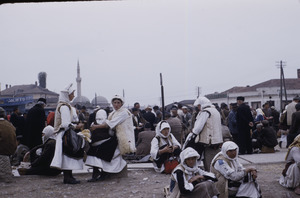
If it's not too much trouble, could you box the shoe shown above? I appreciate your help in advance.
[64,178,80,184]
[87,172,107,182]
[17,168,28,175]
[87,175,106,182]
[294,186,300,195]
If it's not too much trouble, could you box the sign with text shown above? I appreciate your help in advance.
[0,96,33,106]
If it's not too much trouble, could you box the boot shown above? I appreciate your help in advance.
[87,167,101,182]
[63,170,80,184]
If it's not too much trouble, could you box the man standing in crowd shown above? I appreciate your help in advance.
[183,96,223,171]
[287,96,300,129]
[24,98,47,149]
[143,106,156,130]
[0,107,17,183]
[181,106,192,133]
[132,107,144,142]
[287,103,300,146]
[236,96,254,154]
[10,107,26,138]
[166,109,183,145]
[228,103,239,144]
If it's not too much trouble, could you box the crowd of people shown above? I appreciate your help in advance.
[1,84,300,197]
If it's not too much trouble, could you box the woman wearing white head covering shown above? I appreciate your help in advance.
[85,108,124,182]
[279,134,300,195]
[170,147,219,198]
[210,141,257,198]
[23,126,61,176]
[50,84,85,184]
[150,120,181,173]
[183,96,223,171]
[88,95,134,180]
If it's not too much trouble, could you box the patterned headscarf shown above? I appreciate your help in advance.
[285,134,300,160]
[211,141,242,170]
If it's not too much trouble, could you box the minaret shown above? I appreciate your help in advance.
[76,60,82,99]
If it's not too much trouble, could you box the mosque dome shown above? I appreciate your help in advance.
[72,96,91,106]
[91,96,110,108]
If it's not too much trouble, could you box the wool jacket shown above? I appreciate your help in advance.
[194,107,223,145]
[0,119,17,155]
[106,107,136,155]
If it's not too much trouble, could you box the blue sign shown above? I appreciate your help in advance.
[0,96,33,106]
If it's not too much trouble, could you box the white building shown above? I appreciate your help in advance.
[206,69,300,111]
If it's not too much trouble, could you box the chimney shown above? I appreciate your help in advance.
[298,69,300,79]
[38,72,47,88]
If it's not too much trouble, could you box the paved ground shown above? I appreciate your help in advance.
[1,144,299,198]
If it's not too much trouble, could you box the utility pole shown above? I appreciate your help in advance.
[160,73,165,120]
[95,93,97,106]
[277,61,287,112]
[196,86,201,98]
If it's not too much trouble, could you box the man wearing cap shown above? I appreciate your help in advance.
[167,106,183,145]
[236,96,254,154]
[24,98,47,149]
[0,107,17,183]
[143,105,156,130]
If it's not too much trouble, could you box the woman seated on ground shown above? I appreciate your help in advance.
[210,141,259,198]
[150,120,181,173]
[280,134,300,195]
[19,126,61,176]
[170,147,219,198]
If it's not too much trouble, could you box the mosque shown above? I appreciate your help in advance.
[72,61,110,109]
[0,61,110,113]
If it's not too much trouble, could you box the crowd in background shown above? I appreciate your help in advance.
[1,92,300,197]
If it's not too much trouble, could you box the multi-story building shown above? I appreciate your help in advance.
[206,69,300,111]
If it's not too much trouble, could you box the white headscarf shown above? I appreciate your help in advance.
[111,95,124,105]
[220,141,239,160]
[193,97,212,109]
[211,141,242,170]
[155,120,171,139]
[58,83,75,103]
[179,147,200,175]
[95,109,108,124]
[42,126,55,144]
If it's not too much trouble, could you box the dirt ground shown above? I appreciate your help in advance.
[0,162,299,198]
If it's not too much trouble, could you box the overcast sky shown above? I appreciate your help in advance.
[0,0,300,107]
